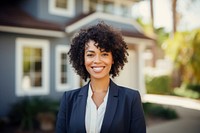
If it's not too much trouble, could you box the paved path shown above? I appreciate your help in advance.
[143,94,200,133]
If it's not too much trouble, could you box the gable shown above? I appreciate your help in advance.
[65,12,152,40]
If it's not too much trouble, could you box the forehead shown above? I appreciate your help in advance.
[85,40,101,50]
[85,40,96,47]
[85,40,108,52]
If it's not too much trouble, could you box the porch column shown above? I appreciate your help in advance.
[136,44,146,96]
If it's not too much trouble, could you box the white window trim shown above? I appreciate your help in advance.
[15,38,50,96]
[49,0,75,17]
[55,45,80,92]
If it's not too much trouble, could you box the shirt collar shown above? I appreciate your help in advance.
[88,83,109,103]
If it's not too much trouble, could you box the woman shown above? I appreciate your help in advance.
[56,22,146,133]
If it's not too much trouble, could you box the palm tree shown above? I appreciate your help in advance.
[172,0,177,35]
[150,0,154,32]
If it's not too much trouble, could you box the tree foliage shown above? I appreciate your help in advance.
[162,29,200,85]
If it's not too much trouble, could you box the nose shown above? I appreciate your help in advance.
[94,55,101,63]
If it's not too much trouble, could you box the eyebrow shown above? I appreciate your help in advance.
[85,50,95,53]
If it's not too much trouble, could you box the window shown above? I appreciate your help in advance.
[15,38,49,96]
[103,1,114,14]
[55,45,80,91]
[86,0,133,17]
[49,0,75,17]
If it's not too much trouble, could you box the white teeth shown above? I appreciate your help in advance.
[92,67,104,72]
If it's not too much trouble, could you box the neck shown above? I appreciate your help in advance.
[90,77,110,93]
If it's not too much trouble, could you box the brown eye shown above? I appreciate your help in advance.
[102,53,108,56]
[86,54,94,57]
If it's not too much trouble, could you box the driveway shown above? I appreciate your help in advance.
[143,94,200,133]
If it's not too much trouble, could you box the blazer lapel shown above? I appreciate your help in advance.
[100,80,119,133]
[71,83,89,133]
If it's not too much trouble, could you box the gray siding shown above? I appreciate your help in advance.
[20,0,84,24]
[20,0,39,18]
[0,32,72,116]
[0,33,16,117]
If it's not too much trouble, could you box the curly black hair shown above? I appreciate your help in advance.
[68,22,128,81]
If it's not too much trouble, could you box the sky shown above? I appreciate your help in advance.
[132,0,200,32]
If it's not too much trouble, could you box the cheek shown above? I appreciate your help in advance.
[84,55,88,65]
[109,57,114,65]
[84,58,91,67]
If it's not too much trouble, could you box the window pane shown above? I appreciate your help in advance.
[23,47,31,73]
[23,61,31,73]
[61,77,67,84]
[56,0,67,9]
[22,74,31,89]
[23,47,31,59]
[121,4,129,17]
[33,74,42,87]
[103,1,114,14]
[89,0,98,11]
[60,52,68,84]
[22,47,42,88]
[34,61,42,72]
[61,64,67,72]
[61,53,67,60]
[34,48,42,57]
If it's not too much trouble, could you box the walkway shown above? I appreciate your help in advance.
[143,94,200,133]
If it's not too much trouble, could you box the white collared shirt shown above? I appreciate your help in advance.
[85,84,109,133]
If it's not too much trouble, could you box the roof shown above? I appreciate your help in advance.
[0,6,153,40]
[0,6,64,31]
[65,12,153,40]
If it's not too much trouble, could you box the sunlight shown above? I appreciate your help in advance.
[153,0,172,31]
[143,94,200,111]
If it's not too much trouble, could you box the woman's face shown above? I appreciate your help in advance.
[84,40,113,80]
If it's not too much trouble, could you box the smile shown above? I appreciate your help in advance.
[92,66,105,73]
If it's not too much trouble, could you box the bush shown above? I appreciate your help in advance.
[173,84,200,99]
[143,102,178,120]
[145,75,172,94]
[8,97,59,131]
[186,84,200,93]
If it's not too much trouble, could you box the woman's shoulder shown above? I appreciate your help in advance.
[116,84,141,99]
[62,85,88,100]
[64,87,81,95]
[120,85,139,92]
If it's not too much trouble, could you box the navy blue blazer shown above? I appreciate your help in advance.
[56,80,146,133]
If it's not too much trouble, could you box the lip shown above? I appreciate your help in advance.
[91,66,105,73]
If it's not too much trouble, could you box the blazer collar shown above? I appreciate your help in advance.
[75,79,119,133]
[100,79,119,133]
[73,83,89,133]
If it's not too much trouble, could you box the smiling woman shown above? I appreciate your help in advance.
[56,22,146,133]
[68,22,128,81]
[84,40,113,81]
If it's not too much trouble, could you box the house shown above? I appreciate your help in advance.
[0,0,154,117]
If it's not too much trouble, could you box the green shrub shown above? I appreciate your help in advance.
[173,84,200,99]
[186,84,200,93]
[8,97,59,131]
[145,75,172,94]
[143,102,178,120]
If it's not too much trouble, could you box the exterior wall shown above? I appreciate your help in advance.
[114,49,138,89]
[20,0,39,19]
[0,33,17,117]
[20,0,84,24]
[113,45,146,95]
[0,32,77,116]
[38,0,69,23]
